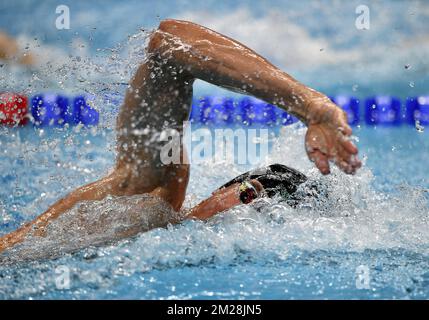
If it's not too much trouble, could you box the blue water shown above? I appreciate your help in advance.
[1,0,428,300]
[0,124,428,299]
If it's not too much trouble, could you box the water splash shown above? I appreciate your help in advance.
[1,194,182,265]
[0,124,428,299]
[2,125,428,264]
[1,28,152,127]
[0,30,428,299]
[415,120,424,133]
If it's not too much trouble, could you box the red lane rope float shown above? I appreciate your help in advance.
[0,92,28,126]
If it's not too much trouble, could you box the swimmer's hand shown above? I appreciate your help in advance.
[304,99,361,175]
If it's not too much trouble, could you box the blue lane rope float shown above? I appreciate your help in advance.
[239,97,277,126]
[330,96,360,126]
[278,109,299,126]
[2,93,429,127]
[31,94,65,126]
[191,96,298,126]
[74,96,99,126]
[62,96,79,125]
[365,96,402,126]
[196,96,236,125]
[406,96,429,125]
[29,94,100,127]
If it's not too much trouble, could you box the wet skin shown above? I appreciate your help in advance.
[0,31,34,65]
[0,19,360,254]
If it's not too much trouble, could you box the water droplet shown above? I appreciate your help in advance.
[409,81,415,88]
[415,120,424,132]
[404,64,411,70]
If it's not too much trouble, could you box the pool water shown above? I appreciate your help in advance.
[0,124,428,299]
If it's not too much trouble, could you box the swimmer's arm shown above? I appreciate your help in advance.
[150,19,361,174]
[0,170,130,252]
[152,20,320,122]
[185,180,264,220]
[185,183,242,220]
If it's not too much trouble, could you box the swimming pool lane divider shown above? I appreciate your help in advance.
[0,93,99,127]
[191,95,429,126]
[0,92,428,127]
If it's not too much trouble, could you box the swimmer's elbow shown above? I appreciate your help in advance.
[158,19,189,33]
[148,18,201,58]
[148,19,176,53]
[148,19,186,53]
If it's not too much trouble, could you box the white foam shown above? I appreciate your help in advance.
[2,125,427,268]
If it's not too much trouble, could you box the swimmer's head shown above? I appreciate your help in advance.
[219,164,316,206]
[238,179,264,204]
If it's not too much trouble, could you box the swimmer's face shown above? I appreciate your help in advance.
[239,179,264,204]
[210,179,265,209]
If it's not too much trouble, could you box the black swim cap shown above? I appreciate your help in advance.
[218,164,308,203]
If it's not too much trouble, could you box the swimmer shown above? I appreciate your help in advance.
[0,31,34,65]
[0,20,360,260]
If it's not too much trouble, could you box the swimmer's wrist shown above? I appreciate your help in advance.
[301,93,338,125]
[275,81,331,125]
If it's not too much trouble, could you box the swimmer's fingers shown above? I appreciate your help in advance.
[335,111,358,152]
[333,153,360,174]
[339,134,358,155]
[305,125,330,174]
[308,142,360,175]
[336,134,362,174]
[308,149,330,175]
[343,147,361,173]
[306,122,361,175]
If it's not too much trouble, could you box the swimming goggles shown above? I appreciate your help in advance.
[239,180,259,204]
